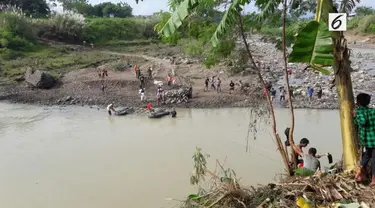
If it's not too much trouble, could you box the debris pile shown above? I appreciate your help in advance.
[179,149,375,208]
[181,170,375,208]
[163,86,192,104]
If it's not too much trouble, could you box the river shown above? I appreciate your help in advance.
[0,103,341,208]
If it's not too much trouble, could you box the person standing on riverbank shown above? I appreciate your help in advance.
[210,76,216,90]
[216,78,221,93]
[354,93,375,185]
[280,89,286,101]
[229,80,235,94]
[317,86,322,99]
[204,77,209,92]
[167,74,172,86]
[270,88,276,102]
[139,88,145,101]
[147,67,153,80]
[308,87,314,99]
[139,75,145,88]
[134,65,139,78]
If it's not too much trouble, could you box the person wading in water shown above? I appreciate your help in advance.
[107,103,115,115]
[354,93,375,185]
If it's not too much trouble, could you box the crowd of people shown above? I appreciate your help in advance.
[133,64,177,104]
[204,76,245,94]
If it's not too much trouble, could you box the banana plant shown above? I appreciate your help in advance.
[288,0,359,170]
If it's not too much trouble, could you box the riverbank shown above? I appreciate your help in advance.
[1,34,375,109]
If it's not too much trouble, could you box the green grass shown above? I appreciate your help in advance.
[0,44,120,83]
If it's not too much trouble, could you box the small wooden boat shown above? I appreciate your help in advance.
[148,110,171,118]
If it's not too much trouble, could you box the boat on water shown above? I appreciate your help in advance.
[148,109,177,119]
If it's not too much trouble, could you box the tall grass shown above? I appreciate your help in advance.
[357,15,375,33]
[0,7,160,47]
[36,11,86,43]
[0,9,36,40]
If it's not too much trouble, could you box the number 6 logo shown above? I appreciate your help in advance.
[329,13,347,31]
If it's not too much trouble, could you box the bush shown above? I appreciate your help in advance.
[0,48,24,60]
[260,27,282,36]
[183,39,204,57]
[367,24,375,33]
[84,17,158,43]
[0,10,36,41]
[348,16,360,30]
[35,11,86,43]
[358,14,375,33]
[0,28,32,50]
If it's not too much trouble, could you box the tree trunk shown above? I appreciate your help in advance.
[333,34,359,171]
[237,12,292,176]
[282,0,297,170]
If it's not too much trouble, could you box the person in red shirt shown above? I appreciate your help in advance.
[287,69,292,75]
[147,103,154,112]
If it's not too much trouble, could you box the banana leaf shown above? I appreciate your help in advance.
[158,0,199,37]
[288,20,334,75]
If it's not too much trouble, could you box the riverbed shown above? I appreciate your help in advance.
[0,103,341,208]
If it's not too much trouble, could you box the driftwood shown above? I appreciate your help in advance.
[179,165,375,208]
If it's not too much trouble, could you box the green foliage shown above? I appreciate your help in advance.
[190,147,209,185]
[88,2,133,17]
[36,12,86,43]
[85,17,158,43]
[294,168,315,176]
[0,11,37,41]
[183,39,204,56]
[355,6,375,16]
[2,0,50,17]
[203,39,236,68]
[357,15,375,33]
[0,48,24,60]
[210,0,248,47]
[0,11,35,52]
[289,21,334,75]
[367,24,375,34]
[0,45,119,80]
[51,0,133,17]
[153,12,181,44]
[347,16,360,29]
[243,12,262,31]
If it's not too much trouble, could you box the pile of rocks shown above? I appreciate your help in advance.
[163,86,192,104]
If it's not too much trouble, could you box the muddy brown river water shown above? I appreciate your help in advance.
[0,103,342,208]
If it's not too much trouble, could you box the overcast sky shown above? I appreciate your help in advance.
[87,0,375,15]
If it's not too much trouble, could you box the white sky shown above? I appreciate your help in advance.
[87,0,375,15]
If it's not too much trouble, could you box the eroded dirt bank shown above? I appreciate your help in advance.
[1,35,374,109]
